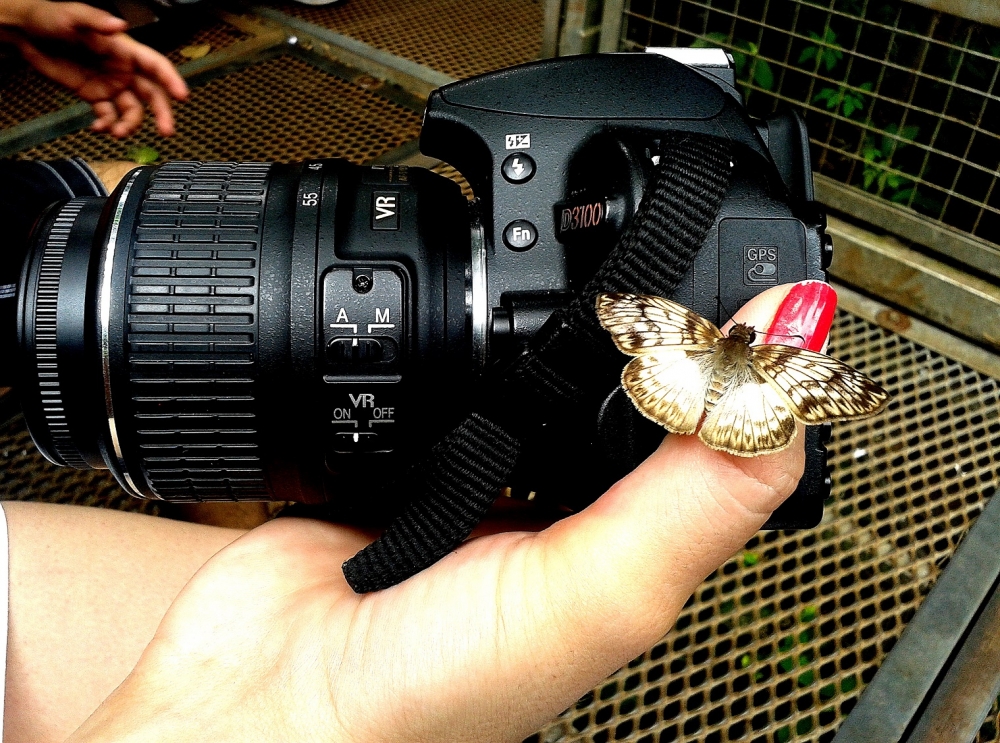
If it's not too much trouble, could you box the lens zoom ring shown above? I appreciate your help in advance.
[34,200,90,468]
[127,162,270,500]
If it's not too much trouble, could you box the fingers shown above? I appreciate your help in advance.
[16,10,187,139]
[88,35,186,137]
[134,75,177,137]
[109,89,143,138]
[101,32,189,101]
[19,0,127,38]
[530,283,816,660]
[90,100,117,133]
[16,37,91,91]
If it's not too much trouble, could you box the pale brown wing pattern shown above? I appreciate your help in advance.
[698,363,797,456]
[596,293,722,356]
[622,349,715,434]
[752,344,890,423]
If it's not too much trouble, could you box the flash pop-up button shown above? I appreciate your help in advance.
[501,153,535,184]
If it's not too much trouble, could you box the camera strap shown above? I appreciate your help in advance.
[343,133,734,593]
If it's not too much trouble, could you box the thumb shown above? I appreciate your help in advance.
[533,281,834,661]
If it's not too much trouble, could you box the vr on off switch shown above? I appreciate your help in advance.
[5,49,831,528]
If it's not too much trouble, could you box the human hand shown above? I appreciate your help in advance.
[66,282,831,743]
[0,0,188,136]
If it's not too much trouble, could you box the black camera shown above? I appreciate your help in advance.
[8,50,831,527]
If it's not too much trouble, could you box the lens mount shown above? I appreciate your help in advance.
[468,214,487,369]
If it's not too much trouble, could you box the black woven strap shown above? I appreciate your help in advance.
[343,133,734,592]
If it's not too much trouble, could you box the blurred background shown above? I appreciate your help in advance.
[2,1,999,740]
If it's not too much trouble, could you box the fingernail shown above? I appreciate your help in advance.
[766,280,837,351]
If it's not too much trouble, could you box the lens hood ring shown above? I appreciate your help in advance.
[98,168,145,497]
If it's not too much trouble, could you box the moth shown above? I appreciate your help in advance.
[596,292,890,457]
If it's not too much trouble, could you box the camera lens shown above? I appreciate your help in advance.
[13,160,474,504]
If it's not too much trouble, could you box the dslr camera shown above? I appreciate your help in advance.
[9,50,831,527]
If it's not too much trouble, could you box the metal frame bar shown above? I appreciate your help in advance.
[251,7,454,95]
[827,214,1000,351]
[598,0,626,52]
[816,175,1000,282]
[899,0,1000,28]
[831,476,1000,742]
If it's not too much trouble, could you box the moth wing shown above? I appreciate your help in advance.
[752,345,891,423]
[622,348,715,434]
[698,362,797,457]
[596,293,723,356]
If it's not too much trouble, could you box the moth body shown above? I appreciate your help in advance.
[705,325,756,415]
[595,292,890,457]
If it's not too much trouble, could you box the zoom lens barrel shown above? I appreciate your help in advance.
[16,160,473,503]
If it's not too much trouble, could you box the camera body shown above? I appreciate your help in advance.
[12,50,830,527]
[419,49,830,525]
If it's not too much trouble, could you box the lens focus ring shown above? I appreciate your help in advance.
[30,200,90,468]
[124,162,270,500]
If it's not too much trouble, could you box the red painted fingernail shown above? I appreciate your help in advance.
[766,280,837,351]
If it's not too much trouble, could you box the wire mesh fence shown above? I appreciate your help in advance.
[619,0,1000,247]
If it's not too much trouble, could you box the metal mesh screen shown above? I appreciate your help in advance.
[530,308,1000,743]
[17,54,422,164]
[0,18,251,131]
[0,55,77,131]
[620,0,1000,246]
[0,409,161,515]
[161,17,252,65]
[273,0,543,79]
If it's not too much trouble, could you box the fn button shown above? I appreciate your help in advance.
[503,220,538,251]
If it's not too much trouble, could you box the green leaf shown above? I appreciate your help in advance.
[731,50,748,77]
[798,47,817,64]
[743,552,760,567]
[740,653,752,668]
[753,59,774,90]
[890,188,915,203]
[800,606,819,622]
[779,635,796,653]
[126,146,159,165]
[813,88,836,104]
[776,725,791,743]
[820,683,836,699]
[842,675,858,693]
[798,670,815,686]
[779,657,794,672]
[721,599,736,614]
[861,145,883,163]
[862,168,878,190]
[692,32,730,48]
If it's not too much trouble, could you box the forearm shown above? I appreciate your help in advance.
[3,502,245,743]
[0,0,33,27]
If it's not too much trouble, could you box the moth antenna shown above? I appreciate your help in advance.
[759,330,807,343]
[716,296,738,325]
